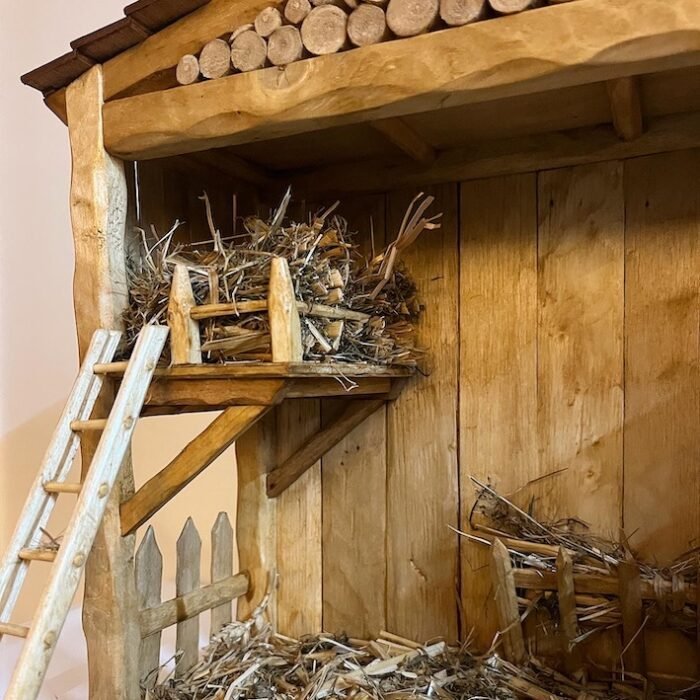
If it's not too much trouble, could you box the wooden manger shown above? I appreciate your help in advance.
[3,0,700,696]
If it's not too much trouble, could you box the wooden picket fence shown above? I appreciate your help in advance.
[135,512,248,690]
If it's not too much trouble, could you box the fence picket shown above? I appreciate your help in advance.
[176,517,201,677]
[211,512,234,635]
[136,526,163,689]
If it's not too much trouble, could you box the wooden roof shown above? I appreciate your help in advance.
[21,0,210,96]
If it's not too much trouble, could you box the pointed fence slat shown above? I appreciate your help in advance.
[136,527,163,690]
[556,547,579,648]
[210,512,234,635]
[176,518,201,677]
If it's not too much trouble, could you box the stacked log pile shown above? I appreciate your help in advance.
[176,0,578,84]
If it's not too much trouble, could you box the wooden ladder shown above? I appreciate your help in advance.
[0,325,168,700]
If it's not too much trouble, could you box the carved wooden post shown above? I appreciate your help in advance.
[65,65,141,699]
[168,264,202,365]
[269,256,303,362]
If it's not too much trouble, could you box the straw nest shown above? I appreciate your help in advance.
[124,189,441,366]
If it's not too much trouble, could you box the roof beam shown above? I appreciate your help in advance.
[102,0,700,160]
[607,76,644,141]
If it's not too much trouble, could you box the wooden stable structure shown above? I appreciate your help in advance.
[3,0,700,696]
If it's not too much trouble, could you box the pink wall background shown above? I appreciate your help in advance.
[0,2,239,696]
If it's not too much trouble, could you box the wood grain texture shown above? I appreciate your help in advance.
[276,400,323,636]
[536,162,624,537]
[103,0,700,159]
[386,184,459,642]
[135,527,162,690]
[168,264,202,364]
[459,174,537,651]
[624,149,700,679]
[66,65,141,700]
[489,539,525,663]
[176,518,201,677]
[211,512,234,635]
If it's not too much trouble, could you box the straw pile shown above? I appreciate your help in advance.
[124,189,439,366]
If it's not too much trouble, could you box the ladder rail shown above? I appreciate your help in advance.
[6,325,169,700]
[0,330,121,623]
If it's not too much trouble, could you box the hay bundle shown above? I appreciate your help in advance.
[125,190,440,366]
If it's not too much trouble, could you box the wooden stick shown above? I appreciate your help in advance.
[255,6,284,37]
[607,76,644,141]
[198,38,232,80]
[121,406,269,535]
[285,0,312,24]
[301,5,349,55]
[347,4,388,46]
[175,519,201,677]
[168,264,201,365]
[0,622,29,639]
[43,481,82,495]
[439,0,486,25]
[269,257,304,362]
[267,399,385,496]
[490,539,526,664]
[386,0,438,36]
[618,557,646,675]
[210,513,234,635]
[231,30,268,72]
[135,527,162,690]
[140,574,249,638]
[191,299,369,323]
[268,26,305,66]
[556,547,580,647]
[176,54,200,85]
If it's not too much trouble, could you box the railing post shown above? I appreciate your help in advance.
[168,264,202,365]
[268,257,303,362]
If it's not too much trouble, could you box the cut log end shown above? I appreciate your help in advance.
[386,0,438,37]
[199,39,232,80]
[285,0,313,24]
[255,6,284,37]
[301,5,349,55]
[231,31,268,72]
[439,0,487,26]
[488,0,538,14]
[230,23,254,42]
[176,54,200,85]
[268,26,305,66]
[348,4,388,46]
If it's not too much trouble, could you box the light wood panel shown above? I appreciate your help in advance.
[386,184,459,642]
[624,149,700,679]
[459,174,538,651]
[103,0,700,159]
[536,162,624,536]
[322,194,388,638]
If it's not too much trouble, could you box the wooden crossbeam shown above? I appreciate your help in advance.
[267,398,385,497]
[121,405,270,535]
[139,572,249,638]
[370,118,436,166]
[607,76,644,141]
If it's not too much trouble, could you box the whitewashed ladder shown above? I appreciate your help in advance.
[0,325,168,700]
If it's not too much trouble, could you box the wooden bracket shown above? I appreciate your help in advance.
[267,398,386,498]
[370,118,436,166]
[607,76,644,141]
[120,404,270,535]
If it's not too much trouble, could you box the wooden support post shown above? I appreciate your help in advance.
[135,527,163,690]
[269,257,303,362]
[556,547,580,649]
[618,557,646,675]
[176,518,201,677]
[607,76,644,141]
[210,512,234,635]
[168,263,202,365]
[120,405,270,535]
[489,539,526,664]
[370,118,436,166]
[267,399,386,497]
[66,64,140,700]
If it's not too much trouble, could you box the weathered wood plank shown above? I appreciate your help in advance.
[103,0,700,159]
[276,400,323,636]
[210,512,234,635]
[267,399,385,497]
[141,573,249,638]
[66,64,140,700]
[386,184,459,642]
[459,174,537,651]
[607,76,644,141]
[168,264,202,365]
[176,518,201,677]
[624,149,700,679]
[269,257,303,362]
[135,527,163,690]
[618,557,645,675]
[556,547,579,648]
[489,539,525,664]
[322,194,388,639]
[121,406,270,534]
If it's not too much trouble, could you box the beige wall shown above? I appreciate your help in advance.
[0,0,238,688]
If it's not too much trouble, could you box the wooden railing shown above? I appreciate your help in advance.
[135,513,248,691]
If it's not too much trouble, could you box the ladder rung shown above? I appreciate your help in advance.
[43,481,82,495]
[70,418,108,431]
[92,361,129,375]
[18,548,57,563]
[0,621,29,638]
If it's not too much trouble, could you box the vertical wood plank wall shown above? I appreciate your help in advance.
[135,150,699,676]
